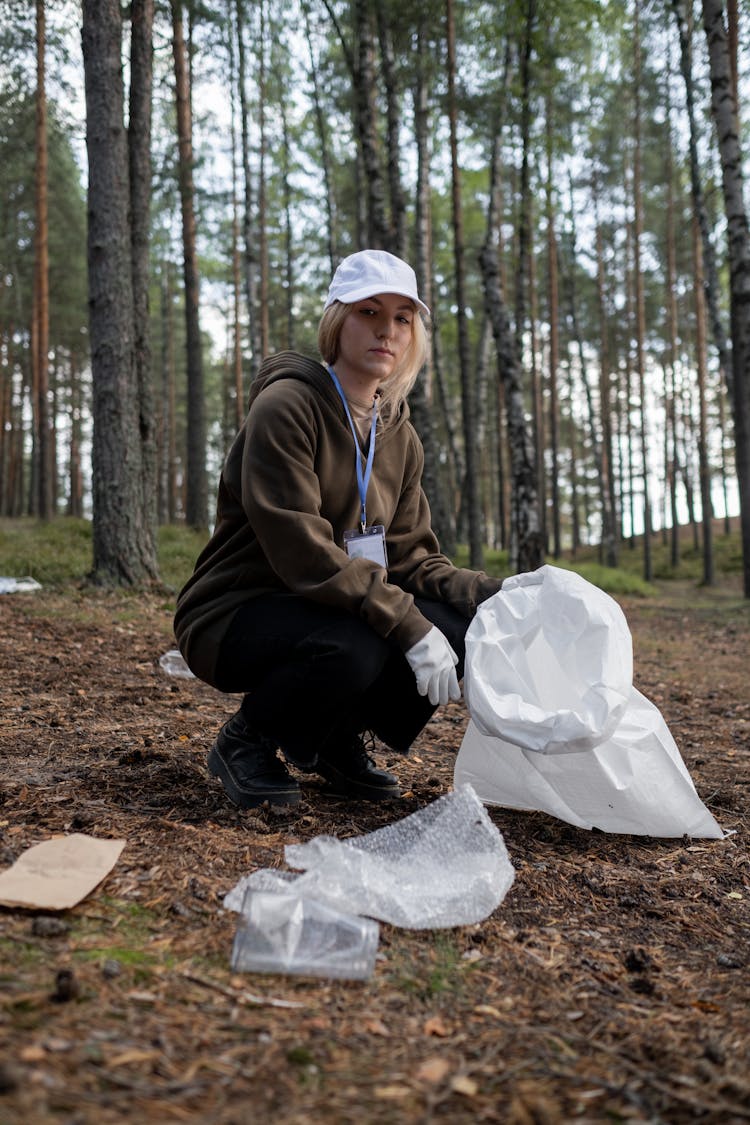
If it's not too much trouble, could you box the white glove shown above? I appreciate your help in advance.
[405,626,461,706]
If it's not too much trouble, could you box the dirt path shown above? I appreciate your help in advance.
[1,581,749,1123]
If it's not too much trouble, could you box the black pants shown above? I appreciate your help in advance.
[213,594,471,767]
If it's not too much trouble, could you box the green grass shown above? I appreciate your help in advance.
[455,519,746,597]
[453,542,657,597]
[155,523,210,589]
[0,517,209,592]
[0,515,743,599]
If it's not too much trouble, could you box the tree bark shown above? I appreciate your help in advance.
[447,0,483,568]
[82,0,154,584]
[691,210,715,583]
[258,0,269,356]
[672,0,732,398]
[410,17,455,552]
[353,0,389,249]
[171,0,207,529]
[236,0,261,378]
[633,0,653,580]
[129,0,159,574]
[478,88,542,574]
[302,0,338,274]
[67,355,83,518]
[33,0,52,519]
[592,173,619,565]
[545,101,561,559]
[377,6,406,256]
[663,117,681,568]
[563,193,617,568]
[702,0,750,596]
[514,0,536,369]
[159,261,177,525]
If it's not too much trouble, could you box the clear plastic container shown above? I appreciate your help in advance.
[158,648,195,679]
[231,890,379,980]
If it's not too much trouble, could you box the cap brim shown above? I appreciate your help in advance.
[325,285,430,317]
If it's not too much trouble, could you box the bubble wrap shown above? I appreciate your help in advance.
[224,784,515,929]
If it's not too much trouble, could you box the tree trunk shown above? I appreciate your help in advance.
[129,0,159,575]
[633,0,653,580]
[171,0,207,529]
[717,387,732,534]
[663,116,681,567]
[33,0,52,519]
[563,198,617,568]
[528,220,545,548]
[353,0,389,249]
[672,0,732,398]
[236,0,261,378]
[691,210,715,583]
[258,0,269,356]
[545,104,561,559]
[229,24,244,428]
[302,1,338,274]
[478,87,542,574]
[67,355,83,518]
[514,0,536,368]
[0,322,9,512]
[159,261,177,525]
[566,360,580,556]
[377,6,406,256]
[82,0,154,584]
[410,18,454,552]
[702,0,750,596]
[447,0,483,568]
[592,174,619,565]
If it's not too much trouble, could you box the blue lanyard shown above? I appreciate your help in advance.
[327,365,378,532]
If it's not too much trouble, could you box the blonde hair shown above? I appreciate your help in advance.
[317,300,429,416]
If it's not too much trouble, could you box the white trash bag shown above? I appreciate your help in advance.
[455,565,724,838]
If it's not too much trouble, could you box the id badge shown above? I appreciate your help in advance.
[343,525,388,568]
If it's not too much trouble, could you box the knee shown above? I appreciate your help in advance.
[298,621,390,695]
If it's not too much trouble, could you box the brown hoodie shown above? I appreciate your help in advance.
[174,351,500,686]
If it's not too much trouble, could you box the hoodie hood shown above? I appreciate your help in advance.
[248,350,409,433]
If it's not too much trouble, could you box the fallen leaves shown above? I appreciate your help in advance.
[1,584,750,1125]
[416,1056,451,1083]
[423,1015,452,1037]
[374,1083,411,1100]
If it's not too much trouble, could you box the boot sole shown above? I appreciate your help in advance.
[208,746,302,809]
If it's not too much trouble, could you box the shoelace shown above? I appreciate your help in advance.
[351,730,378,768]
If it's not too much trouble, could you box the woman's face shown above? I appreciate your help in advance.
[334,292,414,394]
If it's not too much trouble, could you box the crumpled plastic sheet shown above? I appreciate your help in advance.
[0,576,42,594]
[455,565,725,839]
[231,890,379,980]
[224,783,515,929]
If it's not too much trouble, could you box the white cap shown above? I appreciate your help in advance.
[324,249,430,316]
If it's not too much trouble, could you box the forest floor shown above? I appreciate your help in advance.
[0,576,749,1124]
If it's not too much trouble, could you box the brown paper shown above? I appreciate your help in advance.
[0,833,126,910]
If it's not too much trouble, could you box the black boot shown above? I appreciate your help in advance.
[316,733,401,801]
[208,711,301,808]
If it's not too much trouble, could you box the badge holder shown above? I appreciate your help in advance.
[344,525,388,568]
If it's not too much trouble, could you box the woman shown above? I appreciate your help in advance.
[175,249,501,808]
